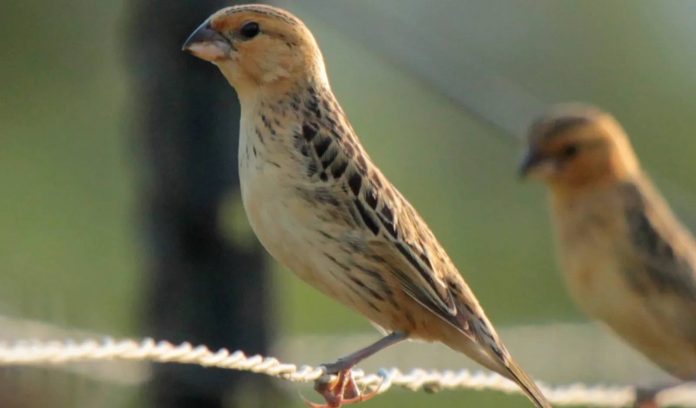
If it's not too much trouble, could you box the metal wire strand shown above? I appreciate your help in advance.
[0,337,694,407]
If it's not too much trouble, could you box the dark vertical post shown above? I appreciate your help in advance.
[126,1,276,407]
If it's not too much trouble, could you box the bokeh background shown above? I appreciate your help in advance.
[2,0,696,407]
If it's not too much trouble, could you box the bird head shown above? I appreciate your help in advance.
[182,5,328,97]
[519,104,640,190]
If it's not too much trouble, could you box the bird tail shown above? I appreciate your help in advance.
[445,333,551,407]
[442,301,551,406]
[501,355,551,408]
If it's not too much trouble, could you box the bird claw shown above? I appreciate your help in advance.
[301,370,381,408]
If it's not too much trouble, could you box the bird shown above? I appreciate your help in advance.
[182,5,550,408]
[520,104,696,396]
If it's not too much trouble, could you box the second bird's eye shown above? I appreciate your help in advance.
[240,22,260,39]
[562,144,579,159]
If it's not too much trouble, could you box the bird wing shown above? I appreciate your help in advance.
[622,182,696,339]
[296,112,461,326]
[353,169,461,326]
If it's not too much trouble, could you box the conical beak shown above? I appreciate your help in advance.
[182,19,233,61]
[518,149,543,179]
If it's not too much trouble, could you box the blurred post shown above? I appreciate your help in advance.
[127,1,276,407]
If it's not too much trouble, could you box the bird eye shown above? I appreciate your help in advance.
[562,144,579,159]
[240,22,260,39]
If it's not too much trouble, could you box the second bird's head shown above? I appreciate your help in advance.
[182,5,327,96]
[519,104,641,190]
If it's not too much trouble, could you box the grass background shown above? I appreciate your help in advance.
[1,1,696,407]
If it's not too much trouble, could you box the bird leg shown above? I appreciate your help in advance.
[304,332,406,408]
[634,387,659,408]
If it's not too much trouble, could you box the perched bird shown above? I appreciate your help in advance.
[520,104,696,384]
[182,5,549,407]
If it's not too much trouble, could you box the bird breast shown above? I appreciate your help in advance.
[237,110,355,297]
[552,191,634,318]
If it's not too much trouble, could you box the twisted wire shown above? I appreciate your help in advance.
[0,337,694,407]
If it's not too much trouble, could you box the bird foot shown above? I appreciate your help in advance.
[634,387,660,408]
[302,370,380,408]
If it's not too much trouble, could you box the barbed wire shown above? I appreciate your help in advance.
[1,337,695,406]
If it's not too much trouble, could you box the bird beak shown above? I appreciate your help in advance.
[182,19,233,62]
[518,149,554,179]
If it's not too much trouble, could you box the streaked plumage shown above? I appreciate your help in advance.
[521,104,696,380]
[183,5,549,407]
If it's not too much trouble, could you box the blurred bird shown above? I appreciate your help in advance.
[520,104,696,386]
[181,4,549,408]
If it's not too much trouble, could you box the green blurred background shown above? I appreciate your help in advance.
[1,1,696,407]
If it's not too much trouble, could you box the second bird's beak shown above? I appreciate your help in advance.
[182,19,233,62]
[518,149,553,179]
